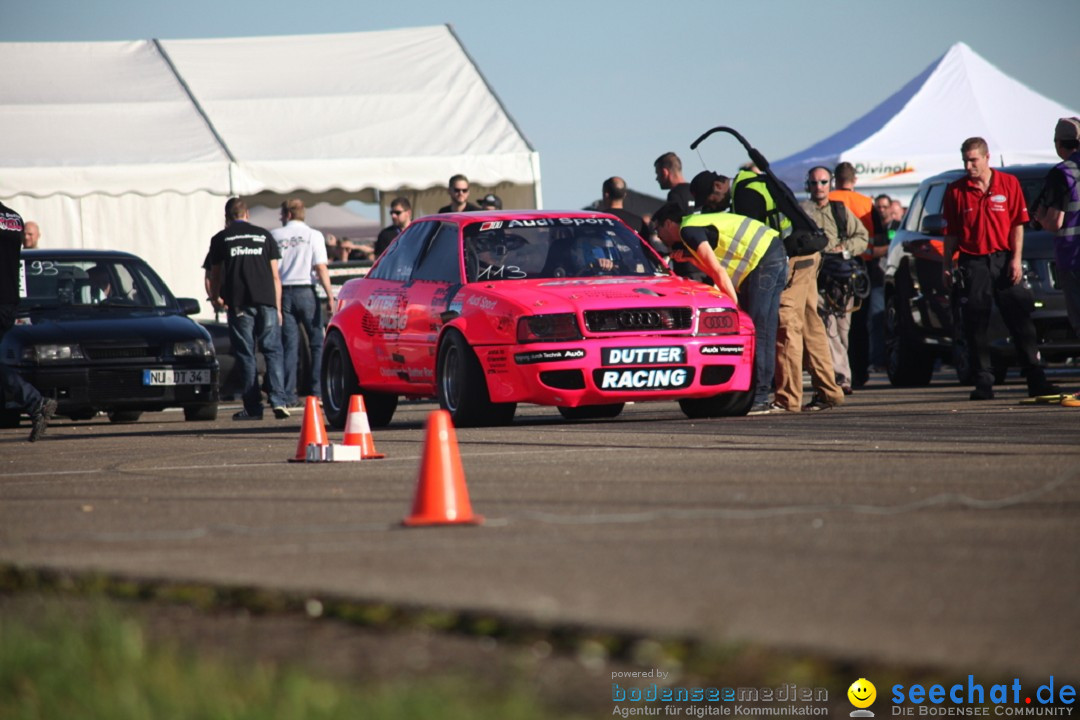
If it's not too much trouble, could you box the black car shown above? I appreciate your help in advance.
[884,164,1079,386]
[1,250,219,425]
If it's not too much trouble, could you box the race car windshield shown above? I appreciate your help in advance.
[19,258,174,311]
[463,217,666,282]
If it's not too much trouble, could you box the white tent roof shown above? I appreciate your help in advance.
[0,25,540,202]
[771,42,1078,195]
[0,27,540,310]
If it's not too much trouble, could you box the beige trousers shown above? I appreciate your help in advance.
[774,253,844,410]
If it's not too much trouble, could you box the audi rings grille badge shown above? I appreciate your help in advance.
[619,310,661,328]
[584,307,692,332]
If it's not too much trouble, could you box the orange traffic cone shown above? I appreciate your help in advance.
[402,410,482,527]
[289,396,329,462]
[343,395,385,459]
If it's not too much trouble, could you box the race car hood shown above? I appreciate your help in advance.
[464,275,730,314]
[451,275,740,344]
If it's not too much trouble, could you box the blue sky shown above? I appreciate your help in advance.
[5,0,1078,215]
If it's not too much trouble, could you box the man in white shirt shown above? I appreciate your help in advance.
[272,199,335,407]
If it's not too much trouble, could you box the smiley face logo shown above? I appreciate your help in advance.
[848,678,877,714]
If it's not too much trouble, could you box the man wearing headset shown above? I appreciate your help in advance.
[797,166,867,409]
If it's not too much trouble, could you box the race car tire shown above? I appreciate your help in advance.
[107,410,142,423]
[184,403,218,422]
[678,388,753,418]
[557,403,624,421]
[360,391,398,428]
[437,330,516,427]
[321,331,397,429]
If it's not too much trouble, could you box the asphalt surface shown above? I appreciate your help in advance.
[2,368,1078,680]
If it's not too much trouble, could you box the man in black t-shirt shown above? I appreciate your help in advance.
[0,202,57,440]
[375,197,412,259]
[207,198,289,421]
[438,174,481,213]
[654,153,707,282]
[599,176,650,237]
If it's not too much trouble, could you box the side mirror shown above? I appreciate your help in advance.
[178,298,201,316]
[920,214,947,236]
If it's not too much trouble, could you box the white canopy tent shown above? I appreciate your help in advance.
[0,26,541,310]
[771,42,1078,202]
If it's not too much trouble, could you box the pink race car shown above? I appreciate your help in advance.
[321,211,754,427]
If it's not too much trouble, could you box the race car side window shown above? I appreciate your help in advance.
[368,221,437,282]
[412,223,462,284]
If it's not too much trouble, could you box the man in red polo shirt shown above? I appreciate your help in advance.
[942,137,1059,400]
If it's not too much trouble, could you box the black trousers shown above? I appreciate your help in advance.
[955,251,1044,390]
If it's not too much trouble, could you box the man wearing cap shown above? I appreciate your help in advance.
[653,181,787,415]
[1034,118,1080,405]
[479,193,502,210]
[942,137,1060,401]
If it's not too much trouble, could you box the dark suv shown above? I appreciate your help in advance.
[884,164,1079,386]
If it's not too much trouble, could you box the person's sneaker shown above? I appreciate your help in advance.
[769,401,794,412]
[802,395,839,411]
[969,386,995,400]
[28,397,58,442]
[272,406,291,419]
[1062,393,1080,408]
[232,409,264,421]
[747,402,773,415]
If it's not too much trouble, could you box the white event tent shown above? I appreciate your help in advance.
[0,26,542,309]
[770,42,1078,202]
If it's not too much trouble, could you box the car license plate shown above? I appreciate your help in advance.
[142,369,210,386]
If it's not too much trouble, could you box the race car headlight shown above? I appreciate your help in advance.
[173,339,214,358]
[23,343,86,362]
[697,308,740,335]
[517,313,582,342]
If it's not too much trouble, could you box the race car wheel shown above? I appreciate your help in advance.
[557,403,624,421]
[322,331,397,429]
[437,330,516,427]
[322,331,358,428]
[678,389,752,418]
[107,410,142,423]
[184,403,218,422]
